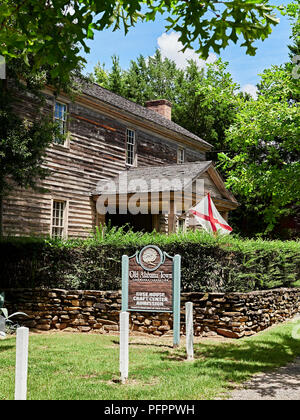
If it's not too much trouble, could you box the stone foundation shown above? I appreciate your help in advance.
[4,288,300,338]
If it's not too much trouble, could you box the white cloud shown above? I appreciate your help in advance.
[157,32,259,100]
[241,84,258,100]
[157,32,216,70]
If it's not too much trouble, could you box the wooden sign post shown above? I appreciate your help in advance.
[119,311,129,384]
[122,245,181,348]
[15,327,29,400]
[185,302,194,361]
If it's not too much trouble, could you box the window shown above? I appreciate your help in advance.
[54,101,68,145]
[178,218,186,232]
[177,148,185,164]
[51,200,67,238]
[126,129,136,166]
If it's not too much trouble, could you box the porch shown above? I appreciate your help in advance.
[91,161,238,234]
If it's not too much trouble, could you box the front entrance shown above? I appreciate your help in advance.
[105,213,154,233]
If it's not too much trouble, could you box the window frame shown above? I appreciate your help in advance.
[126,128,136,166]
[50,199,69,239]
[53,100,69,147]
[177,147,185,164]
[178,217,186,232]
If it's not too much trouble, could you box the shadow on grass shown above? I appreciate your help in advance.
[130,342,174,349]
[0,344,14,353]
[160,329,300,397]
[112,339,173,349]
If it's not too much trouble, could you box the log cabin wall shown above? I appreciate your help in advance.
[2,89,206,238]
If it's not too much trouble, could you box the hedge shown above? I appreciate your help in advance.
[0,229,299,292]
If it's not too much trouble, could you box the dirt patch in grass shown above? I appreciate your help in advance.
[78,372,159,388]
[107,377,160,387]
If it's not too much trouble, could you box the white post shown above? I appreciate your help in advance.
[119,311,129,384]
[15,327,29,400]
[185,302,194,361]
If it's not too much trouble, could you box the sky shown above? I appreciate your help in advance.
[82,1,293,99]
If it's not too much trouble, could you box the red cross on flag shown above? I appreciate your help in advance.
[189,193,232,235]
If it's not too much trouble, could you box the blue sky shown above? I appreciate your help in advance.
[82,0,293,97]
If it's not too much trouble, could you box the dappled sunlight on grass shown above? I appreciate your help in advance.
[0,322,300,400]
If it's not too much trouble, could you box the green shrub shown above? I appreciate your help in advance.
[0,228,299,292]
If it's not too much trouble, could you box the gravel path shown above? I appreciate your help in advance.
[229,357,300,400]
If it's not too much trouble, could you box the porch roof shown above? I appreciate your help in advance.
[91,161,238,209]
[92,161,212,195]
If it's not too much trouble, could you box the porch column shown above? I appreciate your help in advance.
[168,199,177,233]
[96,212,106,227]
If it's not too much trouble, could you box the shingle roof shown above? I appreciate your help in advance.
[81,81,212,150]
[92,161,212,195]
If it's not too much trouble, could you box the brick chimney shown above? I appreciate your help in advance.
[145,99,172,120]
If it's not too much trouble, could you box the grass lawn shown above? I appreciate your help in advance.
[1,320,300,400]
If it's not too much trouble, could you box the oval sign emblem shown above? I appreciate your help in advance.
[138,245,164,271]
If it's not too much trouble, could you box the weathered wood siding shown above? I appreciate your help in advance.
[202,173,223,200]
[3,90,206,238]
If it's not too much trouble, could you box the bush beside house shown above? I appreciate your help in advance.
[0,230,299,293]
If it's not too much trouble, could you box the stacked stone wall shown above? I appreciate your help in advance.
[4,288,300,338]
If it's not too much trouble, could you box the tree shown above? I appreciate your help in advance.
[93,62,109,87]
[0,0,280,84]
[123,50,180,104]
[0,0,88,236]
[94,52,241,156]
[105,55,126,96]
[286,2,300,102]
[0,59,63,237]
[122,54,156,104]
[218,64,300,235]
[173,59,240,155]
[218,4,300,236]
[285,0,300,58]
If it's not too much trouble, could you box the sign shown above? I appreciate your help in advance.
[121,245,181,347]
[128,246,173,312]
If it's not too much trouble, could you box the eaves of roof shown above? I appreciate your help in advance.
[81,81,213,150]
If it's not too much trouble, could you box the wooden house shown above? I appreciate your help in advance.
[2,81,238,238]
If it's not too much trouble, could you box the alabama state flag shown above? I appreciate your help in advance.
[189,193,232,235]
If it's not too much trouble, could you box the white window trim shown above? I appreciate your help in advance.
[53,98,70,148]
[50,198,69,239]
[126,128,137,166]
[177,147,185,164]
